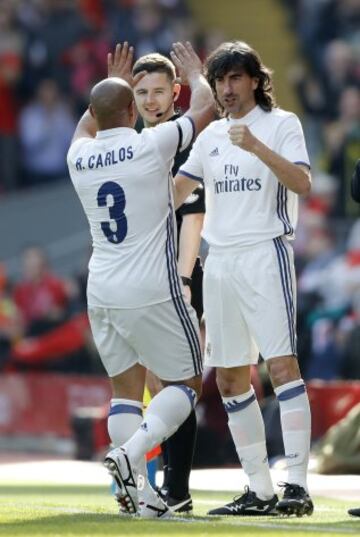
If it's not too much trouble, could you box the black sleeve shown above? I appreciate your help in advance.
[172,144,191,177]
[351,160,360,203]
[178,185,205,216]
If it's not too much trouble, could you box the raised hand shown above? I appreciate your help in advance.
[170,41,203,85]
[107,42,134,86]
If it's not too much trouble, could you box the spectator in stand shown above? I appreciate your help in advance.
[0,1,23,192]
[323,85,360,215]
[13,245,73,337]
[0,264,23,369]
[64,34,110,114]
[18,79,76,186]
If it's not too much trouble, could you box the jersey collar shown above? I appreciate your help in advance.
[227,105,263,126]
[96,127,135,138]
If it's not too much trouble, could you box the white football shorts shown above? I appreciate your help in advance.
[88,298,202,380]
[203,237,297,367]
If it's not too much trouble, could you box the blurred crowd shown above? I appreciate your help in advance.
[0,0,212,192]
[0,0,359,451]
[281,0,360,382]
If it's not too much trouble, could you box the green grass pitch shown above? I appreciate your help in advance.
[0,485,358,536]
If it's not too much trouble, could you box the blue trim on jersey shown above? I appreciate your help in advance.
[165,205,202,376]
[276,184,294,236]
[294,161,311,169]
[173,384,197,408]
[175,121,183,155]
[273,238,296,354]
[282,186,293,236]
[224,393,256,414]
[179,169,203,183]
[109,404,143,417]
[277,383,305,402]
[278,237,297,352]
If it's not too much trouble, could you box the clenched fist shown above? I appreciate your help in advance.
[228,124,258,152]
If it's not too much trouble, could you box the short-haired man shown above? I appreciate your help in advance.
[67,42,214,518]
[131,51,205,514]
[174,41,314,517]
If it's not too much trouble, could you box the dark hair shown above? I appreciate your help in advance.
[132,53,176,82]
[205,41,276,114]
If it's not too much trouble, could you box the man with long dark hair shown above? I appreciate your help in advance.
[174,41,313,517]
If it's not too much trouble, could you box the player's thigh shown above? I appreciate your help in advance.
[88,307,138,377]
[202,253,259,368]
[135,299,202,382]
[241,238,297,359]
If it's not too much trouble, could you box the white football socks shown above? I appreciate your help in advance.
[123,385,197,467]
[107,398,148,491]
[108,398,143,446]
[275,379,311,490]
[223,387,275,500]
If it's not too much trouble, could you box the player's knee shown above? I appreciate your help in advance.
[215,370,250,397]
[183,375,202,401]
[267,355,301,388]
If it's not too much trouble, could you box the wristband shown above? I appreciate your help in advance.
[181,276,192,287]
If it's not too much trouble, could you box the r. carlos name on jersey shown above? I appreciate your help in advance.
[75,145,133,171]
[213,164,262,194]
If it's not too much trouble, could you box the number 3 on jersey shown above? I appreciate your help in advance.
[97,181,127,244]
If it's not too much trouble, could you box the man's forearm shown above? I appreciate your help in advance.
[178,213,204,277]
[187,74,215,135]
[252,139,311,195]
[71,109,97,143]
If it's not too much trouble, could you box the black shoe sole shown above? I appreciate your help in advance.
[276,501,314,517]
[104,458,137,515]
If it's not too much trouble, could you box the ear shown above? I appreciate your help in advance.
[89,104,95,118]
[252,77,259,91]
[128,99,138,127]
[173,82,181,102]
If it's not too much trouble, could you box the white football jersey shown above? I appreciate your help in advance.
[179,106,310,249]
[67,117,194,308]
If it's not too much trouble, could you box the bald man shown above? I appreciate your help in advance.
[67,42,214,519]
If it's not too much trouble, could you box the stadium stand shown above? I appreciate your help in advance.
[0,0,359,468]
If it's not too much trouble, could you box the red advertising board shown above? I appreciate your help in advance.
[0,374,111,438]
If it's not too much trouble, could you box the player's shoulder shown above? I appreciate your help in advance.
[67,137,94,162]
[267,107,300,126]
[197,117,227,142]
[141,120,179,140]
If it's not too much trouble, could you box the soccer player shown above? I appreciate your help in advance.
[174,41,314,517]
[132,52,204,514]
[67,41,214,517]
[105,43,205,515]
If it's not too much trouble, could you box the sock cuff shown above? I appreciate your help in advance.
[109,398,143,417]
[275,379,306,401]
[222,386,256,414]
[172,385,197,409]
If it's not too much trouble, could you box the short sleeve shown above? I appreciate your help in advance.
[276,114,310,168]
[178,135,204,183]
[178,185,205,216]
[151,116,195,168]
